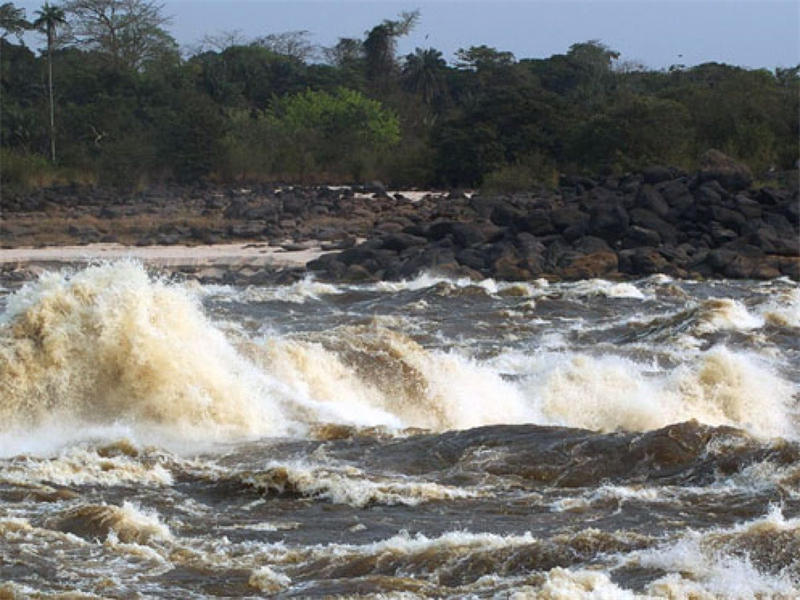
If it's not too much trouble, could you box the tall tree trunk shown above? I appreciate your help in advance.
[47,26,55,164]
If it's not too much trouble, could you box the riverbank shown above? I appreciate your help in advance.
[3,158,798,283]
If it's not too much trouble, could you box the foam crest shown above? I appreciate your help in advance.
[511,568,638,599]
[242,461,481,507]
[760,286,800,328]
[693,297,764,334]
[53,501,173,544]
[0,264,537,448]
[565,279,645,299]
[509,346,797,438]
[1,263,795,452]
[0,446,173,487]
[272,326,537,431]
[371,272,549,297]
[249,566,292,593]
[233,277,343,304]
[0,262,295,441]
[635,507,800,598]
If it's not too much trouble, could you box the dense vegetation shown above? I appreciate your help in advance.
[1,1,798,191]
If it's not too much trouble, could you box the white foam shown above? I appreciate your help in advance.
[564,279,646,300]
[243,460,481,507]
[759,286,800,328]
[505,346,798,438]
[1,263,796,454]
[693,297,764,334]
[635,507,800,599]
[0,446,173,487]
[249,565,292,593]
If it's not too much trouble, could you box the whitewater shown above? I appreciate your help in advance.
[0,262,798,598]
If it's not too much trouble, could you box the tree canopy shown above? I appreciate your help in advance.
[1,3,797,189]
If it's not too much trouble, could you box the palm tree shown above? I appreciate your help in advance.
[33,2,66,164]
[401,47,448,106]
[0,3,30,40]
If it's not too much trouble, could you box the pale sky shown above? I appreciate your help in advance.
[16,0,800,70]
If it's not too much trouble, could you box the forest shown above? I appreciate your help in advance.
[1,1,798,191]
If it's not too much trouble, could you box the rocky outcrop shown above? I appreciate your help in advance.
[3,157,798,283]
[307,163,799,282]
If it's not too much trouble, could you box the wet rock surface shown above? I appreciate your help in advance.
[2,162,798,283]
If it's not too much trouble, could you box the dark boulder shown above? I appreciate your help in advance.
[519,209,556,236]
[379,233,427,252]
[573,235,611,254]
[490,202,524,227]
[395,247,458,279]
[425,221,486,247]
[710,206,746,231]
[558,250,618,280]
[551,207,590,232]
[514,232,546,256]
[698,149,753,191]
[624,226,662,247]
[589,201,629,242]
[491,253,532,280]
[636,185,670,218]
[630,208,678,244]
[642,166,674,184]
[281,194,309,215]
[456,248,489,271]
[734,195,762,220]
[658,180,694,216]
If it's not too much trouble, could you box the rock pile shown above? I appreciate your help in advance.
[3,154,798,282]
[309,163,798,281]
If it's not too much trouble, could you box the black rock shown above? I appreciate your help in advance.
[551,207,590,232]
[698,149,753,191]
[637,185,670,218]
[642,166,674,184]
[379,232,427,252]
[589,202,629,241]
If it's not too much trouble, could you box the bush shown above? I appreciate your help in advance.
[272,87,400,181]
[0,149,58,191]
[481,153,558,193]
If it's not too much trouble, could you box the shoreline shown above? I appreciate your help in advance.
[0,242,327,268]
[3,162,798,283]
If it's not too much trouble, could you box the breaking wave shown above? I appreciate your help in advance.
[0,262,797,455]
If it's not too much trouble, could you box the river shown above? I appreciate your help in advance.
[1,262,798,598]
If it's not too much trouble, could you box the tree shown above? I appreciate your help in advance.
[455,45,514,71]
[362,10,418,87]
[271,87,400,180]
[0,2,29,40]
[60,0,176,71]
[253,30,315,62]
[323,37,362,68]
[191,44,307,108]
[33,2,66,163]
[402,47,448,105]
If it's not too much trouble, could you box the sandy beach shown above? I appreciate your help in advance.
[0,242,327,268]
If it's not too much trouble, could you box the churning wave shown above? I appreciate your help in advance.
[0,262,797,455]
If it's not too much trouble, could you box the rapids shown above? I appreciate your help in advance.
[0,262,798,598]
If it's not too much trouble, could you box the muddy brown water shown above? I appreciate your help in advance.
[0,264,798,598]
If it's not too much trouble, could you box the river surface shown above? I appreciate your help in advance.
[0,262,798,598]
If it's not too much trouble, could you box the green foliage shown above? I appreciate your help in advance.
[0,2,29,39]
[1,147,52,189]
[402,47,448,106]
[363,10,418,90]
[481,153,558,193]
[455,45,515,71]
[270,87,400,181]
[568,95,693,173]
[0,12,797,190]
[217,109,279,181]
